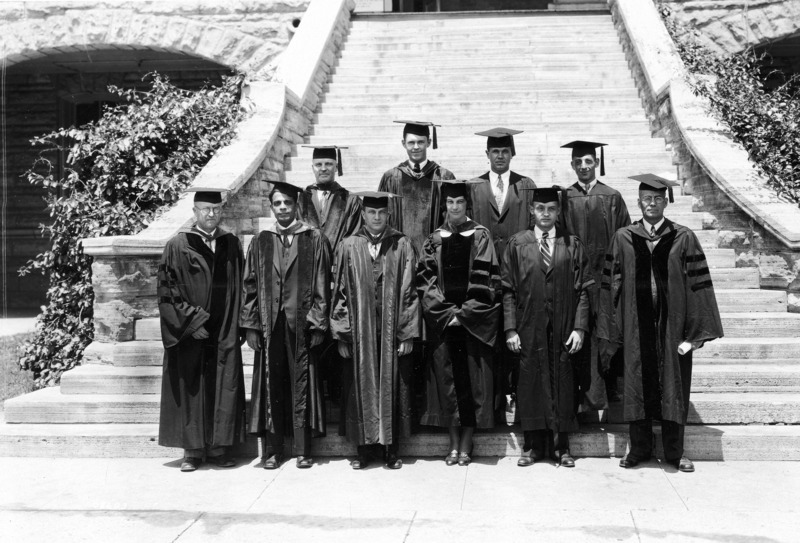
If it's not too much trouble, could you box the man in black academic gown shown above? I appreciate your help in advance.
[331,192,419,470]
[558,140,631,415]
[469,127,537,424]
[503,187,592,468]
[158,189,246,472]
[598,175,724,473]
[298,145,362,250]
[297,145,363,408]
[241,182,332,470]
[378,120,456,255]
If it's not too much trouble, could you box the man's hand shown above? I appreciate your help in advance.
[565,330,585,354]
[192,327,210,340]
[246,329,262,351]
[310,331,325,348]
[398,340,413,357]
[338,340,352,359]
[505,330,521,354]
[447,316,461,327]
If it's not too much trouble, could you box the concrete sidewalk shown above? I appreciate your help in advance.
[2,456,799,542]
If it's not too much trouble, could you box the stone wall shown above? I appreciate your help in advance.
[0,0,311,78]
[611,0,800,312]
[663,0,800,54]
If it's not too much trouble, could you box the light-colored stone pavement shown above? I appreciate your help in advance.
[0,318,36,338]
[2,456,799,542]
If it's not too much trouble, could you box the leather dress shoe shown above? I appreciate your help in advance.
[263,453,284,470]
[457,452,472,467]
[559,453,575,468]
[385,453,403,470]
[351,456,370,470]
[206,454,236,468]
[180,457,202,472]
[619,454,646,469]
[517,450,535,467]
[671,456,695,473]
[445,450,459,466]
[296,456,314,469]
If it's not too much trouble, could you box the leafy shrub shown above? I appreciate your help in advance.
[19,73,247,387]
[658,3,800,206]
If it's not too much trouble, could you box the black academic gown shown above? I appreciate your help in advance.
[240,221,331,437]
[378,160,456,255]
[502,228,592,433]
[298,181,363,251]
[417,220,501,429]
[330,227,420,446]
[559,180,631,408]
[158,226,246,451]
[597,219,724,424]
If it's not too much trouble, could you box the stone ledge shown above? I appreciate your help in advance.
[81,81,287,257]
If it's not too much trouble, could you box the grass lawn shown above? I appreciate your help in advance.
[1,333,36,410]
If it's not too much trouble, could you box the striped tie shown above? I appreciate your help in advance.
[540,232,551,268]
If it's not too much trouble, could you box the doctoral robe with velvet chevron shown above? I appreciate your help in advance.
[597,220,723,424]
[330,228,419,446]
[298,181,363,251]
[157,227,246,451]
[417,220,501,428]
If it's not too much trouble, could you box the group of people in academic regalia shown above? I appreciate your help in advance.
[156,119,723,475]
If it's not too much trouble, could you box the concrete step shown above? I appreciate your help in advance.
[292,141,669,157]
[2,420,799,460]
[692,365,800,392]
[329,73,634,87]
[82,340,258,367]
[350,19,616,33]
[340,51,631,63]
[309,120,656,136]
[720,313,800,337]
[333,59,632,73]
[714,289,787,312]
[60,365,256,396]
[58,361,800,396]
[7,386,800,425]
[695,338,800,360]
[351,13,613,27]
[317,104,649,119]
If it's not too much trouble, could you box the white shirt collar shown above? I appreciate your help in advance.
[409,159,428,171]
[646,218,665,234]
[276,219,298,234]
[579,178,598,193]
[196,226,217,238]
[534,225,556,240]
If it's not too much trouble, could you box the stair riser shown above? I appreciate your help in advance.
[309,123,655,136]
[287,158,672,173]
[720,318,800,338]
[7,398,798,425]
[333,61,632,73]
[343,43,624,54]
[696,343,800,360]
[292,143,669,156]
[329,75,634,87]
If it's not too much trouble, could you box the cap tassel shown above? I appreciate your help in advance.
[432,126,438,150]
[336,148,343,177]
[668,187,674,203]
[511,140,516,157]
[600,146,606,177]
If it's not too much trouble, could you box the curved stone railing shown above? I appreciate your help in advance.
[82,0,356,341]
[611,0,800,251]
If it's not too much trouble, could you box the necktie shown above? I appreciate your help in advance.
[648,225,658,307]
[496,174,504,210]
[540,232,551,269]
[413,163,421,174]
[319,190,329,219]
[650,225,656,238]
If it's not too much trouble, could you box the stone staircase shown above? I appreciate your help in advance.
[3,10,799,459]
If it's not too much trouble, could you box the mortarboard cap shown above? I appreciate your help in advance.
[354,191,400,209]
[303,145,348,176]
[475,127,523,156]
[561,140,608,176]
[267,181,303,200]
[186,187,229,204]
[522,185,569,215]
[394,120,440,149]
[629,173,680,203]
[437,178,483,199]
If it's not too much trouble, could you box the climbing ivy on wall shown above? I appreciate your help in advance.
[658,3,800,206]
[19,73,247,388]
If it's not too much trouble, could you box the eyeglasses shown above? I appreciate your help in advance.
[640,196,666,205]
[195,206,223,216]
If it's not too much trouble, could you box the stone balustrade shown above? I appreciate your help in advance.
[610,0,800,311]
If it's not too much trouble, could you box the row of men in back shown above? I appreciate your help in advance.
[157,121,723,474]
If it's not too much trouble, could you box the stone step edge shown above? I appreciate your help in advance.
[1,423,798,460]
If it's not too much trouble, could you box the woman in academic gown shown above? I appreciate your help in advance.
[417,179,501,466]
